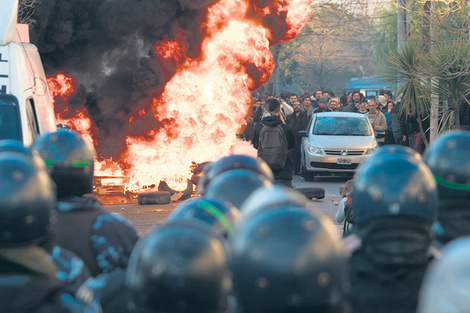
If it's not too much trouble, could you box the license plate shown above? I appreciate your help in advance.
[337,158,351,164]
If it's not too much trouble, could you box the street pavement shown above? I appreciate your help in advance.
[104,174,348,236]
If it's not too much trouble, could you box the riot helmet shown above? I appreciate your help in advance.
[358,144,421,171]
[418,236,470,313]
[32,130,95,198]
[352,153,438,265]
[422,130,470,243]
[239,185,307,218]
[197,154,274,195]
[167,197,240,238]
[0,152,56,247]
[0,139,47,171]
[205,169,273,210]
[423,130,470,200]
[231,206,348,313]
[126,220,231,313]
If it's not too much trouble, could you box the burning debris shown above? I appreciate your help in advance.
[37,0,311,195]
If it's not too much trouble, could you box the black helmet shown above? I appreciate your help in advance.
[423,130,470,201]
[352,153,438,265]
[239,185,307,218]
[167,197,240,237]
[32,131,95,198]
[422,131,470,243]
[205,169,273,210]
[358,144,421,171]
[0,139,47,171]
[370,144,421,160]
[126,220,231,313]
[231,206,347,313]
[353,153,437,227]
[0,153,56,247]
[418,236,470,313]
[197,154,274,195]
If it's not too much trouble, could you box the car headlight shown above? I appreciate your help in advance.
[364,146,378,155]
[308,145,324,155]
[364,141,378,155]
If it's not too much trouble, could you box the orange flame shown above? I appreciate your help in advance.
[47,0,311,191]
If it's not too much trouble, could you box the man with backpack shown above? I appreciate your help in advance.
[253,98,295,187]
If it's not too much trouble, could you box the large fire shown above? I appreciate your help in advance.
[47,0,311,192]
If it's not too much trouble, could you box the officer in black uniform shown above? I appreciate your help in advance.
[231,203,348,313]
[126,220,231,313]
[204,168,273,210]
[32,130,139,277]
[196,154,274,196]
[0,152,100,312]
[0,139,91,295]
[422,130,470,246]
[348,153,438,313]
[166,197,240,238]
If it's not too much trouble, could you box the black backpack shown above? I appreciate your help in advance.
[257,123,288,171]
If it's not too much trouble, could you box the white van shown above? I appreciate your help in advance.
[0,0,56,146]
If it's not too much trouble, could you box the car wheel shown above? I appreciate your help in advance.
[300,162,305,178]
[304,170,315,182]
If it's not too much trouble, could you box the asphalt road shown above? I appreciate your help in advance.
[104,174,349,236]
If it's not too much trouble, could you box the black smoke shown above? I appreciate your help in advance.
[30,0,218,159]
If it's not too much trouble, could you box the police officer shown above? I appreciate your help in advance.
[231,203,348,313]
[204,169,273,210]
[348,153,438,313]
[32,130,139,277]
[167,197,240,238]
[0,152,100,312]
[196,154,274,196]
[0,139,92,295]
[126,220,231,313]
[422,130,470,246]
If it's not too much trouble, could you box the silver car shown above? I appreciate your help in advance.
[300,112,378,181]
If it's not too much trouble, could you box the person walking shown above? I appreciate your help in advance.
[253,98,296,187]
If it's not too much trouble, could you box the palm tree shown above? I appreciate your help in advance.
[428,43,470,131]
[385,42,430,147]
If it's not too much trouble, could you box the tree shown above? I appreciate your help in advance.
[18,0,38,27]
[269,0,376,95]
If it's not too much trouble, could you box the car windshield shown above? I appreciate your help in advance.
[312,116,372,136]
[0,96,22,141]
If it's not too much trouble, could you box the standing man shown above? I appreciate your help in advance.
[339,91,361,112]
[286,101,308,175]
[366,100,387,146]
[313,96,333,114]
[311,90,323,108]
[328,97,341,112]
[253,98,296,187]
[301,96,314,118]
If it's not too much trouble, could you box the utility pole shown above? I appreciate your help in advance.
[429,0,439,142]
[397,0,407,94]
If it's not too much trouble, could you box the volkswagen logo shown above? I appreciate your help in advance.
[341,150,348,156]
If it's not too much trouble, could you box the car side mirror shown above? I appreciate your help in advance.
[298,130,307,137]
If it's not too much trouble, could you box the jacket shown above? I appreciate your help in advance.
[252,115,295,180]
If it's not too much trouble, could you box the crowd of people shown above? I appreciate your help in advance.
[0,124,469,312]
[243,89,435,179]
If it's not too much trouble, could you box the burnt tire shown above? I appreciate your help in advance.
[138,191,171,205]
[158,180,194,201]
[296,187,325,199]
